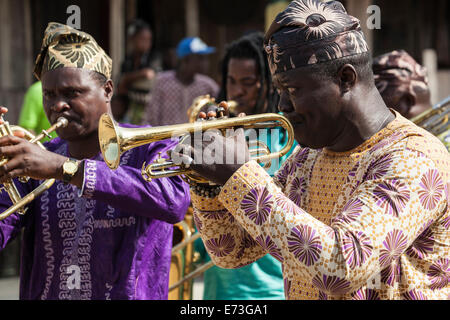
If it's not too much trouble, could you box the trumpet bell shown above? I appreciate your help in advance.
[99,113,122,169]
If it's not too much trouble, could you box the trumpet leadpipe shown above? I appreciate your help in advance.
[99,112,294,172]
[29,117,68,143]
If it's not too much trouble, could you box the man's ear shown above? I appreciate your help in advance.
[337,64,357,94]
[104,79,114,102]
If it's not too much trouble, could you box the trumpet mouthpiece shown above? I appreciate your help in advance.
[57,117,69,128]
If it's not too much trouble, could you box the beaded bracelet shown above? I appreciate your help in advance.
[190,182,223,198]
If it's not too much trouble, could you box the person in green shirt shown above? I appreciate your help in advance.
[194,32,297,300]
[19,81,57,142]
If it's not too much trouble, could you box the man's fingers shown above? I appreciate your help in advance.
[0,168,24,184]
[0,106,8,125]
[228,126,245,140]
[207,111,217,119]
[178,153,194,166]
[0,157,24,182]
[0,134,23,147]
[203,129,221,140]
[218,101,229,111]
[0,144,23,158]
[197,112,207,120]
[12,130,26,138]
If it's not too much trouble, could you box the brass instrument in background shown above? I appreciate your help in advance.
[0,115,68,221]
[411,95,450,136]
[168,207,214,300]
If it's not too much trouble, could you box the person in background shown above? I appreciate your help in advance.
[373,49,449,151]
[145,37,219,127]
[372,50,431,120]
[113,19,163,124]
[18,81,57,141]
[192,32,297,300]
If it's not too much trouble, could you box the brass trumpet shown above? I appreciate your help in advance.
[98,109,295,184]
[0,115,68,221]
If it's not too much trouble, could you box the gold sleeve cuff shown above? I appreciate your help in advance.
[190,190,226,212]
[218,160,272,214]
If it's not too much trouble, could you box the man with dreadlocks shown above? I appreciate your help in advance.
[217,32,278,117]
[180,0,449,300]
[195,32,297,300]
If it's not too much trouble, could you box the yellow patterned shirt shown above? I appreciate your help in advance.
[191,112,450,300]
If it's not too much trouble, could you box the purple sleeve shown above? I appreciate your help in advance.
[79,138,190,224]
[0,180,29,250]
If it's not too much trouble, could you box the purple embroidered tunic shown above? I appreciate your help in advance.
[0,131,190,300]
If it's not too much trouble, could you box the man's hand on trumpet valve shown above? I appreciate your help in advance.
[173,101,251,185]
[0,106,74,184]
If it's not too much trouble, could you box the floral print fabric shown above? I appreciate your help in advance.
[191,112,450,300]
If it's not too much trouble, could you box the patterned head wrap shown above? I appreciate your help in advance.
[264,0,369,75]
[372,50,429,97]
[34,22,112,80]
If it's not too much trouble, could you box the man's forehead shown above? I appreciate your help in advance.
[228,58,259,76]
[273,68,310,86]
[42,67,92,87]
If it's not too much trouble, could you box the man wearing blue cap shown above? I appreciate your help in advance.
[145,37,219,126]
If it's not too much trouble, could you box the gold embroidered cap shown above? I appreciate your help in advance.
[34,22,112,80]
[264,0,369,74]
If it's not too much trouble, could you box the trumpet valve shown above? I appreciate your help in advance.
[216,101,229,118]
[17,207,27,215]
[154,152,166,165]
[141,162,153,182]
[40,129,51,139]
[18,176,30,183]
[0,183,27,215]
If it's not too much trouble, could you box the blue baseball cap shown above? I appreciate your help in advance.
[176,37,216,58]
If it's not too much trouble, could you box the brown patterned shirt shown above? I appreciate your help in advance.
[145,70,219,127]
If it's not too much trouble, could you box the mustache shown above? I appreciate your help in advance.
[285,113,305,125]
[51,114,80,125]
